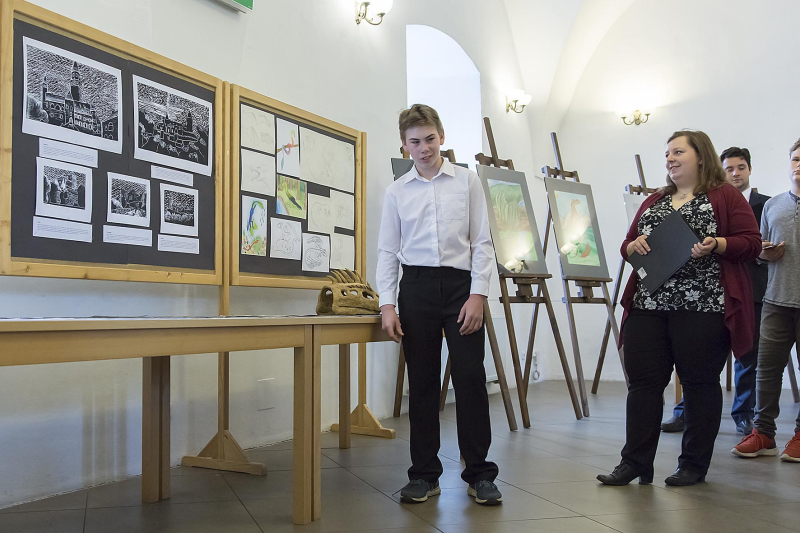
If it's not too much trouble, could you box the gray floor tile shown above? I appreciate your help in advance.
[389,485,577,526]
[87,474,237,509]
[728,502,800,532]
[84,501,260,533]
[591,507,799,533]
[320,431,409,449]
[170,465,221,476]
[345,460,472,493]
[245,448,340,471]
[0,509,84,532]
[224,467,378,500]
[660,474,800,507]
[243,493,430,532]
[0,490,87,513]
[437,516,621,533]
[322,443,413,468]
[494,457,605,484]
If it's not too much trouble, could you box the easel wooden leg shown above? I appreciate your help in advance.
[498,279,532,428]
[293,327,313,525]
[439,355,451,411]
[484,303,518,431]
[601,283,627,386]
[393,343,405,417]
[593,257,626,394]
[331,343,396,440]
[562,280,590,417]
[726,352,733,392]
[142,356,170,503]
[540,283,582,420]
[787,359,800,403]
[338,344,351,449]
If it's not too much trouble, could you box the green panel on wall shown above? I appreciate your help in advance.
[215,0,253,12]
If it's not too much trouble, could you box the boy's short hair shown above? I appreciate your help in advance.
[399,104,444,142]
[720,147,751,169]
[791,138,800,155]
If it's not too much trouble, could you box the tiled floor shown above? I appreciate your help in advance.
[3,380,800,532]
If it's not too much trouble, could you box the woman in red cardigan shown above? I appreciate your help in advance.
[597,131,761,487]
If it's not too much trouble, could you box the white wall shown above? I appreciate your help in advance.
[0,0,535,508]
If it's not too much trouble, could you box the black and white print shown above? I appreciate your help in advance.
[133,75,213,176]
[107,173,150,227]
[35,157,93,223]
[160,183,198,237]
[23,37,122,153]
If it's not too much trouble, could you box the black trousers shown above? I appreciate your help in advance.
[398,265,498,484]
[621,309,730,475]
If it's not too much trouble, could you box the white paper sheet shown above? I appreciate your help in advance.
[307,194,334,235]
[32,216,92,242]
[158,234,199,254]
[623,193,648,227]
[160,183,198,237]
[240,149,276,197]
[300,128,355,193]
[330,190,355,230]
[270,217,302,260]
[107,172,151,227]
[241,195,268,256]
[103,225,152,247]
[151,165,193,187]
[39,138,98,168]
[276,118,301,178]
[330,233,355,271]
[302,233,330,273]
[240,104,275,154]
[23,37,123,154]
[133,75,213,176]
[35,157,93,223]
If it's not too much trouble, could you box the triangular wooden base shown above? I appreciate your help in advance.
[181,430,266,475]
[331,404,396,439]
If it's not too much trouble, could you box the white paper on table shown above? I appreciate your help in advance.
[330,190,355,230]
[302,233,330,272]
[39,139,98,168]
[307,194,334,235]
[330,233,355,271]
[133,75,213,176]
[240,149,276,197]
[32,216,92,242]
[241,195,268,256]
[103,225,152,247]
[240,104,275,154]
[275,118,301,178]
[35,157,93,223]
[269,217,302,260]
[151,165,193,187]
[299,128,355,193]
[23,37,123,154]
[623,193,648,228]
[160,183,198,237]
[107,172,151,227]
[158,234,199,254]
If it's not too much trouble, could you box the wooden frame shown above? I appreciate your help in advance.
[0,0,224,285]
[230,85,366,289]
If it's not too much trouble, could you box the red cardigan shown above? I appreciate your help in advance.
[619,183,761,358]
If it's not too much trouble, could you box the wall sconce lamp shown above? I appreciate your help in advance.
[620,109,650,126]
[506,90,532,113]
[355,0,393,25]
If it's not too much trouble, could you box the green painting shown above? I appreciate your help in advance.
[554,190,600,267]
[276,174,307,219]
[488,179,537,269]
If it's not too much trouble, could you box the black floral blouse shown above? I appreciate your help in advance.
[633,194,725,313]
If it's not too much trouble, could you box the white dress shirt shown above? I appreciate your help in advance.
[376,159,494,307]
[742,187,752,202]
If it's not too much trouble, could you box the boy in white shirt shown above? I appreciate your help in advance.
[376,104,502,505]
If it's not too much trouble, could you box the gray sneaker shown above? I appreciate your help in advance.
[400,479,440,503]
[467,480,502,505]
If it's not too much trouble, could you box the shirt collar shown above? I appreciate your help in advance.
[741,187,752,201]
[403,158,456,184]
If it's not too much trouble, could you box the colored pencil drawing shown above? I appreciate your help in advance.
[554,190,600,267]
[276,118,300,178]
[276,175,307,219]
[241,195,267,256]
[487,179,537,267]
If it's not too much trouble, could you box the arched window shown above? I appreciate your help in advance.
[406,25,481,169]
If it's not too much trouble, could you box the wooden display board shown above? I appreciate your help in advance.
[0,0,224,285]
[230,85,366,288]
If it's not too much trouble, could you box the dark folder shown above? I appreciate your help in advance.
[628,210,700,295]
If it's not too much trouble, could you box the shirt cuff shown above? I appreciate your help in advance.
[470,278,489,298]
[379,292,397,308]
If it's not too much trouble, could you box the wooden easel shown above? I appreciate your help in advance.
[536,132,625,417]
[391,147,519,431]
[473,118,583,425]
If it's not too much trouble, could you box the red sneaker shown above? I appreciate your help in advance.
[731,429,778,458]
[780,431,800,463]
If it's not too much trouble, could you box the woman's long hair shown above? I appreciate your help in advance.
[660,130,726,196]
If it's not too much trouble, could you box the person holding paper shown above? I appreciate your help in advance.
[732,138,800,462]
[597,131,761,487]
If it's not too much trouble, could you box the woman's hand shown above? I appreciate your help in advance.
[381,305,404,343]
[691,236,718,258]
[626,235,650,257]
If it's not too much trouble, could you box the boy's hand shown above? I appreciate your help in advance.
[458,294,486,335]
[381,305,404,343]
[760,241,786,262]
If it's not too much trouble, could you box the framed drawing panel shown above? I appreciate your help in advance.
[231,85,366,289]
[0,0,224,285]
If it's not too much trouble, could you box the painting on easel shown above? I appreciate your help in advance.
[545,177,609,279]
[478,166,547,276]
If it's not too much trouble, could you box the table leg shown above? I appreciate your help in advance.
[339,344,351,449]
[293,326,313,525]
[142,356,170,503]
[312,328,322,520]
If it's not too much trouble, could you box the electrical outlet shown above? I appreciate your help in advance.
[257,378,275,411]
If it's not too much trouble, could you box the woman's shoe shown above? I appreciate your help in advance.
[664,468,705,486]
[597,463,654,486]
